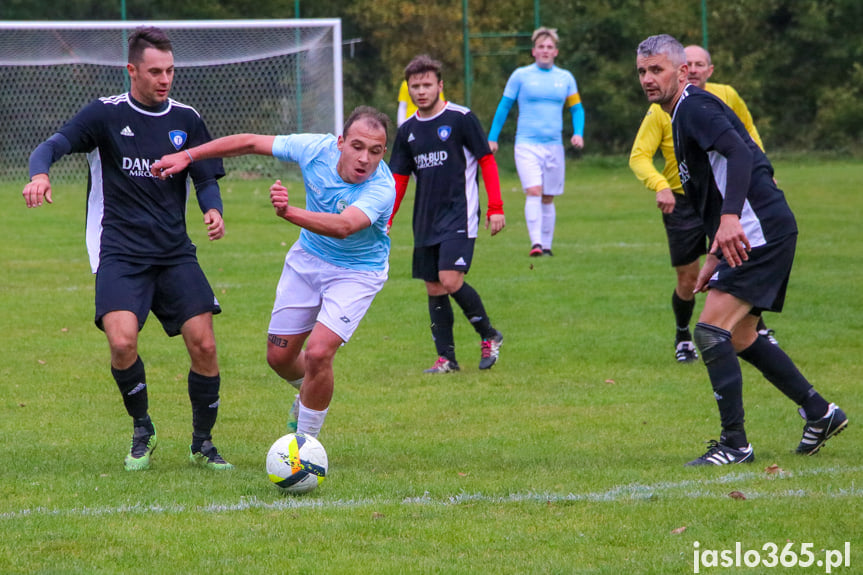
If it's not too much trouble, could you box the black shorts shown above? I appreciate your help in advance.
[662,193,708,267]
[95,259,221,336]
[708,234,796,313]
[412,238,476,282]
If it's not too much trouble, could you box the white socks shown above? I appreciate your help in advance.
[524,195,542,246]
[541,202,556,250]
[297,398,328,438]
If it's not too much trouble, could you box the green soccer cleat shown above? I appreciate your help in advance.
[124,424,157,471]
[189,440,234,470]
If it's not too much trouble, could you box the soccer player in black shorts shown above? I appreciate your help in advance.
[389,55,506,373]
[636,34,847,466]
[23,27,232,471]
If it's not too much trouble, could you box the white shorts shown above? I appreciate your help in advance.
[514,143,566,196]
[268,244,388,342]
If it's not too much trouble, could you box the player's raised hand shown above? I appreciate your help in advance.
[270,180,290,219]
[22,174,53,207]
[151,151,190,179]
[203,208,225,241]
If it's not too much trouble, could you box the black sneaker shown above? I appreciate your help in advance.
[423,357,460,374]
[542,249,554,256]
[479,330,504,370]
[124,423,157,471]
[675,341,699,363]
[758,328,779,345]
[685,440,755,466]
[796,403,848,455]
[190,440,234,470]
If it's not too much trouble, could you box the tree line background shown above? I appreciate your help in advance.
[2,0,861,154]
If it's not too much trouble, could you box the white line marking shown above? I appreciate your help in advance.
[2,465,861,520]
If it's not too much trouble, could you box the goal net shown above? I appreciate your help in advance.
[0,19,343,182]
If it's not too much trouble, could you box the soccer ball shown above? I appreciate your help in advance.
[266,433,328,494]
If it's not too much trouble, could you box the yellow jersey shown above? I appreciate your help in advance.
[629,82,764,195]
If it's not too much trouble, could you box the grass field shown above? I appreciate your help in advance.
[1,156,860,574]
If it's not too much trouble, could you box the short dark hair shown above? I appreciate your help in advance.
[343,106,390,141]
[404,54,442,83]
[128,26,173,64]
[637,34,685,68]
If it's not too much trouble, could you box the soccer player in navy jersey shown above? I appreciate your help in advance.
[389,55,506,374]
[635,34,847,466]
[152,107,395,439]
[629,44,778,364]
[22,27,232,471]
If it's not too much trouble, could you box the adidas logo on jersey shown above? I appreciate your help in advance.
[454,257,467,266]
[120,126,135,137]
[407,133,415,143]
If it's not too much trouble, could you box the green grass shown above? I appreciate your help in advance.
[1,157,861,574]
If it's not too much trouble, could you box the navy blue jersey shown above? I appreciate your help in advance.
[671,85,796,248]
[56,93,225,272]
[389,102,492,246]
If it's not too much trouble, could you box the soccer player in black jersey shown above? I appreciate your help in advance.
[389,55,506,373]
[636,34,847,466]
[22,27,232,471]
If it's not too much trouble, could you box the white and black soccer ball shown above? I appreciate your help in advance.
[266,433,328,494]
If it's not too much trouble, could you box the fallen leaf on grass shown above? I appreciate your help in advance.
[604,379,615,384]
[728,491,746,500]
[37,360,47,365]
[764,464,784,475]
[671,526,687,534]
[372,512,385,519]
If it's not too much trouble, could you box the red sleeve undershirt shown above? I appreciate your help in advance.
[479,154,504,216]
[388,172,411,227]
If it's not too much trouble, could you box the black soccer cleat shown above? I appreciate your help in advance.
[675,341,699,363]
[685,439,754,466]
[796,403,848,455]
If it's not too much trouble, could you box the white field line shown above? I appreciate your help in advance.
[2,465,861,520]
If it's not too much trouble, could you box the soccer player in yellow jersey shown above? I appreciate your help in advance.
[629,44,775,363]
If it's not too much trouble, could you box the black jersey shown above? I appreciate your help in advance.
[389,102,492,246]
[57,93,225,272]
[671,85,796,247]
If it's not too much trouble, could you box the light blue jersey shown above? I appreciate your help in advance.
[488,64,582,145]
[272,134,395,272]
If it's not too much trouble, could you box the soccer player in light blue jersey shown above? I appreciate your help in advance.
[153,107,396,439]
[488,27,585,256]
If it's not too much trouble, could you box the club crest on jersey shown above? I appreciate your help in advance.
[169,130,188,151]
[437,126,452,142]
[336,199,348,213]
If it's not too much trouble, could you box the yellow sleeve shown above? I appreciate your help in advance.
[629,104,681,194]
[398,81,418,118]
[707,83,765,152]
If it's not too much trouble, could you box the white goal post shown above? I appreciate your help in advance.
[0,19,343,181]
